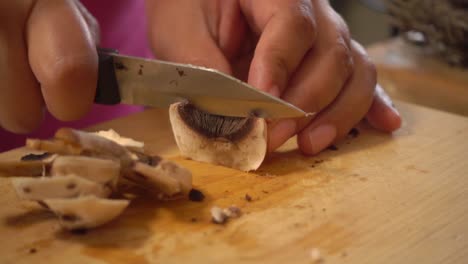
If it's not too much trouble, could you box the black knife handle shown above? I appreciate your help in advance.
[95,48,121,105]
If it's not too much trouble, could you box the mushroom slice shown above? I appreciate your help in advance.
[0,154,57,177]
[51,156,120,188]
[169,102,267,171]
[11,175,111,200]
[43,196,129,230]
[129,160,192,197]
[55,128,134,163]
[26,138,82,155]
[94,129,144,152]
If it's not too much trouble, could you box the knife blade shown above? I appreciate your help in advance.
[94,49,309,119]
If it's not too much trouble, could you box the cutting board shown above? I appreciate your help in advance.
[0,101,467,264]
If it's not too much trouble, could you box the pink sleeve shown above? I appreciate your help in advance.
[0,0,152,152]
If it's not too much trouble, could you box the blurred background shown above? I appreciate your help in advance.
[331,0,392,46]
[330,0,468,118]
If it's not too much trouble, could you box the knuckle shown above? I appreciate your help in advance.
[292,1,316,41]
[330,41,354,77]
[331,12,351,40]
[44,54,96,84]
[270,51,291,76]
[365,60,378,86]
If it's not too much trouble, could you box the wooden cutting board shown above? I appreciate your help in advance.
[0,101,467,264]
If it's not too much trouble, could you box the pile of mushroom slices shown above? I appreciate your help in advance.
[0,128,192,230]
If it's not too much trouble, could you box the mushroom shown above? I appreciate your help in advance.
[169,102,267,171]
[11,175,111,200]
[0,154,57,177]
[28,128,134,168]
[51,156,120,188]
[42,196,129,230]
[129,160,192,197]
[93,129,144,152]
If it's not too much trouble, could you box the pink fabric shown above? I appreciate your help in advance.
[0,0,152,152]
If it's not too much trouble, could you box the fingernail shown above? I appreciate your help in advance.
[308,124,337,154]
[268,119,297,151]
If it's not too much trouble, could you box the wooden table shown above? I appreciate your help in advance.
[0,101,467,264]
[367,37,468,117]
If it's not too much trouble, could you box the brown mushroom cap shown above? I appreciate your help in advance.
[169,102,267,171]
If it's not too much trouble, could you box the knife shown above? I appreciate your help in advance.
[94,49,308,119]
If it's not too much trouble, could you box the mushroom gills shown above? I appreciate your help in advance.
[169,102,267,171]
[11,175,111,200]
[43,196,129,230]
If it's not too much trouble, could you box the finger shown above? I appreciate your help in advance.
[26,0,98,121]
[366,84,402,132]
[146,0,232,74]
[0,4,43,133]
[241,0,317,96]
[267,6,354,151]
[268,38,354,151]
[297,41,376,155]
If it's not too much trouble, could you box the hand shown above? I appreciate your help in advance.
[0,0,98,133]
[146,0,401,154]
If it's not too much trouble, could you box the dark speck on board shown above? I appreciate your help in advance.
[328,145,338,151]
[348,128,360,138]
[176,68,186,77]
[71,228,88,235]
[115,62,128,71]
[138,68,143,75]
[29,248,37,254]
[189,188,205,202]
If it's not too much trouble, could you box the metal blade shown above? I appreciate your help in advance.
[112,55,309,118]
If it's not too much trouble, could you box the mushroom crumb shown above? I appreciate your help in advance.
[211,205,242,224]
[309,248,324,263]
[245,194,252,202]
[188,188,205,202]
[211,206,226,224]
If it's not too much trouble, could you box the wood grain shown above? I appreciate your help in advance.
[0,101,467,264]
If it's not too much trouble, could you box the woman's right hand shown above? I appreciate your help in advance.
[0,0,99,134]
